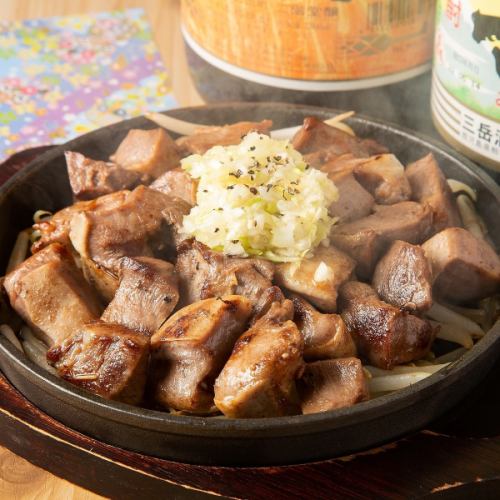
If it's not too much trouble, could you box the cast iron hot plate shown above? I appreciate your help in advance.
[0,103,499,466]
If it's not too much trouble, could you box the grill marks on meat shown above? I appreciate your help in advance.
[298,358,369,414]
[372,240,433,313]
[65,151,141,201]
[422,227,500,303]
[290,294,356,361]
[353,154,412,205]
[149,167,197,206]
[175,120,273,156]
[292,117,387,162]
[275,245,355,312]
[214,300,304,418]
[47,321,149,405]
[102,257,179,336]
[325,168,375,223]
[175,238,274,309]
[3,243,102,346]
[150,295,252,413]
[406,154,462,234]
[330,201,433,279]
[69,186,190,274]
[339,282,435,369]
[110,128,180,179]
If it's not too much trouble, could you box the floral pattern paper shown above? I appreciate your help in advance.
[0,8,176,161]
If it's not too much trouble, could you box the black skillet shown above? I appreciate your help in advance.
[0,103,499,466]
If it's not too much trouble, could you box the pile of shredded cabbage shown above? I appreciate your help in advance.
[180,133,338,262]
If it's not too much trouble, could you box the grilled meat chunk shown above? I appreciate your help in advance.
[353,154,412,205]
[339,281,435,369]
[65,151,141,201]
[3,243,101,346]
[275,246,355,312]
[330,201,433,279]
[422,227,500,303]
[214,300,304,418]
[298,358,369,414]
[150,167,197,205]
[80,257,119,304]
[292,117,387,160]
[290,294,356,361]
[406,153,462,233]
[323,168,375,223]
[47,321,149,405]
[70,186,190,273]
[32,191,129,253]
[176,120,272,156]
[150,295,252,413]
[102,257,179,335]
[372,240,433,313]
[110,128,180,179]
[175,238,274,308]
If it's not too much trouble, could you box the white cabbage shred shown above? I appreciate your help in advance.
[180,132,338,262]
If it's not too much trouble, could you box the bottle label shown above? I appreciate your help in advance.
[182,0,435,81]
[432,0,500,163]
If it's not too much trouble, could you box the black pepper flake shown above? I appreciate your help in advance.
[229,169,243,178]
[227,185,234,190]
[274,155,282,161]
[218,207,224,211]
[203,189,208,193]
[290,180,299,185]
[249,146,256,151]
[231,239,239,244]
[254,221,257,227]
[305,165,310,170]
[214,227,220,233]
[249,187,258,194]
[266,183,273,192]
[248,169,255,174]
[164,295,173,303]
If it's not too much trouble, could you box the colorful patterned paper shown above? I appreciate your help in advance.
[0,8,177,161]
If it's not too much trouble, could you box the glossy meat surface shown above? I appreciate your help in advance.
[422,227,500,303]
[406,154,462,234]
[290,294,356,361]
[353,154,412,205]
[69,186,190,273]
[150,167,197,205]
[330,201,433,278]
[372,240,433,313]
[175,238,274,308]
[339,281,435,369]
[176,120,272,156]
[102,256,179,335]
[47,321,149,405]
[214,300,304,418]
[298,358,368,414]
[65,151,141,201]
[3,243,102,346]
[150,295,252,413]
[111,128,180,179]
[275,245,355,312]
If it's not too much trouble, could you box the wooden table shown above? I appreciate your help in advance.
[0,1,201,498]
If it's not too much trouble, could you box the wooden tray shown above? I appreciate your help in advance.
[1,147,499,499]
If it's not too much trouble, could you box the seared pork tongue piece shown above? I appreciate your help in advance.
[214,300,304,418]
[65,151,141,201]
[3,243,101,346]
[102,257,179,336]
[406,153,462,234]
[149,167,197,206]
[422,227,500,303]
[175,238,274,309]
[175,119,273,156]
[47,321,149,405]
[70,186,190,274]
[372,240,433,313]
[110,128,180,179]
[330,201,433,279]
[290,294,357,361]
[275,245,355,312]
[324,167,375,223]
[292,117,387,164]
[298,358,369,414]
[353,154,412,205]
[339,281,435,369]
[150,295,252,413]
[31,191,130,253]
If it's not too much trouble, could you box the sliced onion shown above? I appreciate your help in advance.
[427,302,484,337]
[447,179,477,201]
[6,230,31,273]
[368,372,431,392]
[0,324,23,351]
